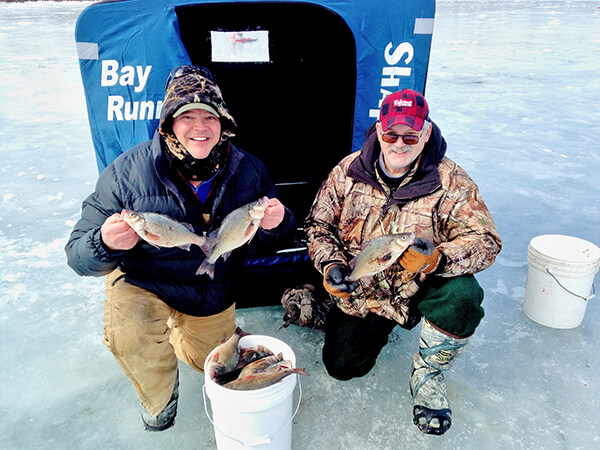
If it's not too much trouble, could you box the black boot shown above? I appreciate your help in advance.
[141,374,179,432]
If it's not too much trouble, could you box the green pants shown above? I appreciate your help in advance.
[322,275,484,381]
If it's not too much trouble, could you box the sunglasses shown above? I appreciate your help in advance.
[380,132,422,145]
[166,65,214,88]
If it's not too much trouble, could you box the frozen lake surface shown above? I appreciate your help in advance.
[1,1,599,449]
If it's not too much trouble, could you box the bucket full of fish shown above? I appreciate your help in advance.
[203,330,306,449]
[524,234,600,329]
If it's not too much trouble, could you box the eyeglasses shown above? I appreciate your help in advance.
[380,132,422,145]
[165,65,214,88]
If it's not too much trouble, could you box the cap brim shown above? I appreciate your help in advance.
[173,103,220,118]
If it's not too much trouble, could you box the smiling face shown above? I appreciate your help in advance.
[377,121,432,177]
[172,108,222,159]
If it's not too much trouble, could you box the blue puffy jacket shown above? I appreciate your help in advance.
[65,132,296,316]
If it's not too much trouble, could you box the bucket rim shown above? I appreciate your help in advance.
[528,251,600,275]
[529,234,600,265]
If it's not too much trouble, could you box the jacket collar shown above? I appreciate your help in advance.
[347,120,447,207]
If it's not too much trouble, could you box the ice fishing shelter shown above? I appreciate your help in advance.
[75,0,436,306]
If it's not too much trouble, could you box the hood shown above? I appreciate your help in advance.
[159,71,236,138]
[157,70,236,181]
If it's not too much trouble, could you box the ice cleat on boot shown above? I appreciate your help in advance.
[410,319,469,435]
[141,375,179,432]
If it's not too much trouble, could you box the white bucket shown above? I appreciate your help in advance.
[524,234,600,329]
[203,335,301,449]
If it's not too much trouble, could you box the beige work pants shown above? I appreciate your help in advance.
[103,270,236,416]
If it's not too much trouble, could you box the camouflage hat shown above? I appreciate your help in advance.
[159,65,236,137]
[379,89,429,132]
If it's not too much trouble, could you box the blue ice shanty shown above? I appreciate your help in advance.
[74,0,436,304]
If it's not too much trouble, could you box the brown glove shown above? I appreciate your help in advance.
[399,237,442,274]
[323,264,358,298]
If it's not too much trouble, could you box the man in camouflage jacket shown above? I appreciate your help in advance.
[304,89,501,435]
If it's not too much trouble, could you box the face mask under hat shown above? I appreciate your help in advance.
[158,66,237,180]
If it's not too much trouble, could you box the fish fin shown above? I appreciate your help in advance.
[221,251,232,262]
[181,222,194,232]
[348,255,358,270]
[291,367,308,376]
[235,327,251,337]
[177,243,192,251]
[144,231,161,241]
[141,231,162,248]
[243,222,260,240]
[196,259,215,279]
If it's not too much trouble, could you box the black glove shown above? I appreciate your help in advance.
[323,264,359,298]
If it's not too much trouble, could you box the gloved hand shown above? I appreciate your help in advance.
[323,264,359,298]
[399,237,442,274]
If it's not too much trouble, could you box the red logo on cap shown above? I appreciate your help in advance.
[393,99,413,108]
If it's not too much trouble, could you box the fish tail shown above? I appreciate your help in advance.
[196,259,215,279]
[196,235,217,257]
[290,367,309,376]
[235,327,251,337]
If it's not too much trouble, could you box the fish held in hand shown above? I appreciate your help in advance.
[196,196,270,279]
[346,232,415,281]
[120,209,205,251]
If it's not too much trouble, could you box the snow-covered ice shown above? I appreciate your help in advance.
[1,1,599,449]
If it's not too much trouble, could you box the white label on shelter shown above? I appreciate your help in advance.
[211,30,270,63]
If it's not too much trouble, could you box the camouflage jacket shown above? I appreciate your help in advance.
[304,122,502,326]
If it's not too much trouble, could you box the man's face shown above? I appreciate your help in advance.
[172,108,222,159]
[377,122,432,177]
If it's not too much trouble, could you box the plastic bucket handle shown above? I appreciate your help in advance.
[202,377,302,448]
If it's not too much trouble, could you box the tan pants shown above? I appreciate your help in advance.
[103,270,236,416]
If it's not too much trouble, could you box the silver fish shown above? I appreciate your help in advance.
[346,232,416,282]
[223,365,308,391]
[196,197,269,279]
[236,345,275,369]
[206,327,249,379]
[121,209,204,251]
[238,353,284,378]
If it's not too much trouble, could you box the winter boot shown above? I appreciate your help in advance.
[410,319,469,435]
[141,374,179,432]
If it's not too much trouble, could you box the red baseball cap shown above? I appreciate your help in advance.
[379,89,429,132]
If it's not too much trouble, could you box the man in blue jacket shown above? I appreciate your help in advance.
[65,65,296,431]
